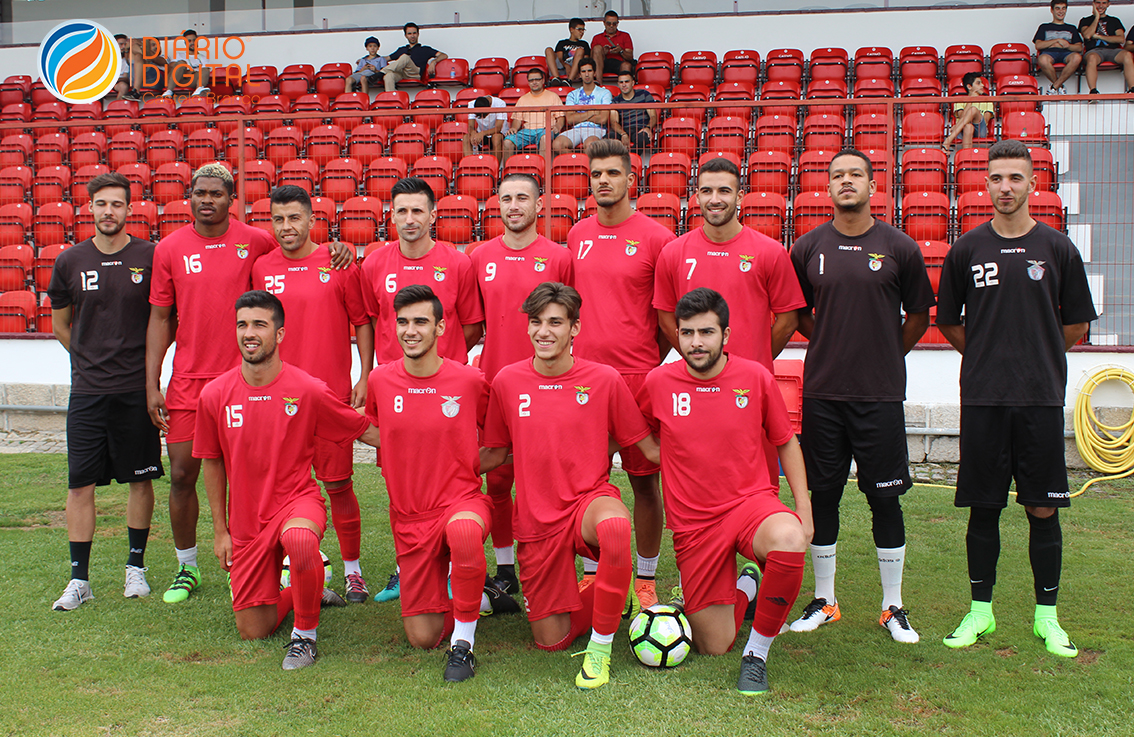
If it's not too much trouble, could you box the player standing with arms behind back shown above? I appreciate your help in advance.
[788,149,934,643]
[937,140,1096,657]
[568,138,675,610]
[638,288,810,695]
[253,186,374,603]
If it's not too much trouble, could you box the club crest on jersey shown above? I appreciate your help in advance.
[575,386,591,405]
[283,397,299,416]
[625,240,640,256]
[734,388,750,409]
[434,266,447,282]
[441,396,461,418]
[129,267,144,284]
[868,253,885,271]
[533,256,548,273]
[739,254,754,272]
[236,244,249,259]
[1027,260,1046,281]
[318,266,332,283]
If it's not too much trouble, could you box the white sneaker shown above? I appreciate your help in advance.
[880,605,920,643]
[192,86,210,96]
[161,89,173,97]
[53,579,93,611]
[124,565,150,598]
[789,597,841,632]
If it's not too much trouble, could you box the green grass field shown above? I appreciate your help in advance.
[3,453,1132,737]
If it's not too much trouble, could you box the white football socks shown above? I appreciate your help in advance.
[743,628,776,660]
[343,559,361,577]
[452,618,477,649]
[175,546,198,568]
[877,545,906,610]
[493,546,514,566]
[810,543,837,602]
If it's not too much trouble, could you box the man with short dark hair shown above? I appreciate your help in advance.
[553,58,612,152]
[591,10,635,78]
[1079,0,1134,95]
[788,149,934,643]
[937,140,1096,657]
[609,70,656,151]
[638,287,810,695]
[942,72,994,152]
[463,95,508,160]
[381,23,448,91]
[197,290,380,670]
[163,29,210,97]
[503,68,565,157]
[113,34,135,100]
[49,172,163,611]
[1034,1,1084,93]
[545,18,590,85]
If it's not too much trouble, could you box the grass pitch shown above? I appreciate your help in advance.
[3,453,1132,737]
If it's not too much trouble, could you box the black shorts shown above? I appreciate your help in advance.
[800,398,911,496]
[602,57,635,75]
[956,405,1070,509]
[66,391,164,489]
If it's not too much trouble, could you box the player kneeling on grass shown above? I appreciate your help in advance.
[195,290,381,670]
[365,285,520,683]
[636,288,810,695]
[480,282,661,690]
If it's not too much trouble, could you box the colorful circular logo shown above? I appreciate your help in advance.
[38,20,122,104]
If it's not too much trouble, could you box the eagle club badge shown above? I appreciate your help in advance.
[868,253,885,271]
[739,254,754,272]
[283,397,299,416]
[318,266,332,283]
[433,266,447,282]
[733,388,750,409]
[625,240,640,256]
[1027,260,1046,281]
[129,267,144,284]
[575,386,591,405]
[441,396,461,418]
[236,244,249,259]
[534,256,548,272]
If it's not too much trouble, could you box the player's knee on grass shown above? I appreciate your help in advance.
[404,613,446,649]
[235,605,279,641]
[687,605,739,655]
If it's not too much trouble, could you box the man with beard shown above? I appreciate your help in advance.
[937,140,1096,657]
[567,139,674,611]
[637,288,810,695]
[196,291,380,669]
[468,174,574,596]
[49,173,164,610]
[787,149,934,643]
[252,186,374,603]
[654,156,806,485]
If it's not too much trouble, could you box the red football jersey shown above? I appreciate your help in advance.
[483,357,650,541]
[360,242,484,365]
[150,221,277,379]
[637,357,794,531]
[252,249,369,400]
[469,235,575,380]
[193,364,369,543]
[653,227,806,371]
[567,212,675,373]
[365,359,489,518]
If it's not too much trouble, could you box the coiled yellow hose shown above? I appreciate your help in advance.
[1072,366,1134,496]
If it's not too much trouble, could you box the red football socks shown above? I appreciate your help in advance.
[593,516,632,638]
[327,482,361,563]
[281,526,322,631]
[446,518,487,623]
[486,465,515,549]
[752,550,805,638]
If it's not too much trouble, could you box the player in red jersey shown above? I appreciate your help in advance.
[147,164,353,605]
[568,138,675,610]
[253,186,375,604]
[653,156,806,483]
[637,288,810,695]
[480,282,660,689]
[359,176,485,602]
[469,173,574,596]
[195,290,380,670]
[365,284,520,682]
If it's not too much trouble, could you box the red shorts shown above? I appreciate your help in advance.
[617,373,660,476]
[313,436,353,482]
[672,494,799,615]
[230,495,327,613]
[516,489,612,621]
[392,494,493,617]
[165,375,215,444]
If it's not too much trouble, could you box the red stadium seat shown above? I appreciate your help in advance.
[455,155,499,201]
[348,123,389,162]
[1030,190,1065,231]
[760,78,802,118]
[390,123,429,167]
[720,49,760,87]
[754,115,796,155]
[213,96,253,135]
[657,117,700,159]
[34,243,70,291]
[0,289,34,332]
[237,160,276,203]
[957,190,994,233]
[470,58,508,96]
[944,44,985,82]
[138,98,175,137]
[410,155,453,200]
[224,126,264,163]
[34,202,74,246]
[900,75,944,116]
[117,163,152,202]
[853,77,896,115]
[809,47,849,82]
[0,166,31,205]
[34,133,68,169]
[0,202,31,246]
[411,88,452,133]
[0,243,32,291]
[902,111,945,146]
[71,165,110,206]
[996,75,1041,115]
[635,193,681,233]
[153,162,192,205]
[32,166,70,206]
[645,152,691,198]
[315,63,352,98]
[854,46,894,80]
[264,126,304,169]
[899,46,939,81]
[852,113,890,152]
[901,147,948,194]
[0,75,31,107]
[184,129,223,169]
[365,157,408,201]
[550,153,589,200]
[503,154,546,187]
[954,147,989,195]
[124,200,156,240]
[666,85,710,127]
[765,48,805,84]
[306,125,347,167]
[920,240,949,293]
[175,97,214,136]
[705,117,747,159]
[251,95,291,136]
[902,191,949,242]
[798,149,836,193]
[242,65,278,98]
[804,78,848,116]
[772,359,804,432]
[862,149,894,189]
[328,92,369,131]
[636,52,675,90]
[1030,147,1056,191]
[248,198,273,234]
[159,199,193,239]
[74,209,95,241]
[0,134,32,167]
[428,58,471,86]
[543,192,578,243]
[434,121,467,165]
[435,194,478,245]
[146,130,184,169]
[290,93,329,134]
[793,191,834,239]
[480,195,504,240]
[714,82,756,124]
[1002,111,1048,144]
[678,51,718,88]
[339,196,383,245]
[278,64,315,99]
[310,197,336,243]
[69,132,107,169]
[802,114,845,152]
[991,43,1032,80]
[748,150,791,197]
[740,192,787,241]
[278,159,319,193]
[511,56,549,90]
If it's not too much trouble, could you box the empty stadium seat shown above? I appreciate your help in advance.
[740,191,787,241]
[146,130,185,169]
[1030,190,1065,231]
[184,129,223,169]
[636,193,681,233]
[455,154,499,201]
[901,147,948,194]
[238,160,276,203]
[153,162,192,205]
[957,190,993,233]
[854,46,894,79]
[953,147,989,195]
[0,289,34,332]
[470,58,508,96]
[802,114,845,151]
[996,75,1041,115]
[366,157,409,201]
[721,50,760,86]
[714,82,757,125]
[175,97,214,136]
[798,150,836,193]
[224,126,264,163]
[33,202,73,246]
[0,134,32,166]
[117,163,151,202]
[434,121,467,164]
[794,191,834,239]
[390,123,429,167]
[278,64,315,99]
[307,125,347,167]
[243,65,278,98]
[34,243,69,291]
[411,88,452,132]
[920,239,949,293]
[902,111,945,146]
[0,243,32,291]
[35,133,68,169]
[0,166,31,205]
[705,117,748,159]
[550,153,589,200]
[657,117,700,159]
[766,48,805,84]
[429,58,471,86]
[1002,111,1048,144]
[645,152,692,198]
[678,51,718,87]
[755,115,796,155]
[480,195,505,240]
[125,200,156,240]
[903,191,949,242]
[0,201,30,246]
[291,93,329,134]
[410,155,453,200]
[899,46,939,81]
[991,42,1032,80]
[159,199,193,239]
[348,123,389,162]
[436,194,478,245]
[503,154,546,186]
[264,126,304,169]
[138,98,176,137]
[248,198,273,234]
[339,196,383,245]
[899,76,943,115]
[944,44,985,82]
[748,150,791,197]
[278,159,319,193]
[1030,147,1057,191]
[637,51,676,89]
[315,63,352,98]
[33,166,70,206]
[543,193,578,243]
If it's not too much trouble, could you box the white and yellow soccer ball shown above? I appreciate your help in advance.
[280,550,333,589]
[629,604,694,667]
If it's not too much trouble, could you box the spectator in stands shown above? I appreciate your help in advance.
[942,72,994,152]
[380,22,447,92]
[134,37,166,98]
[1034,1,1084,93]
[609,70,656,151]
[545,18,590,86]
[164,29,210,98]
[345,36,387,95]
[553,58,611,152]
[503,67,564,157]
[591,10,635,78]
[1078,0,1134,95]
[464,95,508,160]
[113,34,135,100]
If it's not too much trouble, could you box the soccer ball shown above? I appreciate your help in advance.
[629,604,693,667]
[280,550,333,589]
